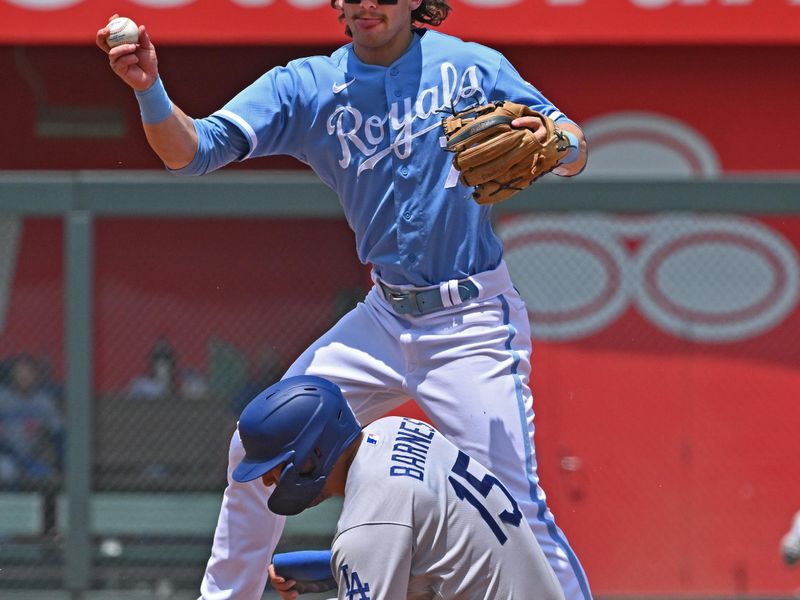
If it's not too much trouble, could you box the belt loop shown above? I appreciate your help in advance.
[440,279,459,308]
[448,279,461,305]
[371,270,387,301]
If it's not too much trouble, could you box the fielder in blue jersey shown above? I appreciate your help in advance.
[97,1,591,598]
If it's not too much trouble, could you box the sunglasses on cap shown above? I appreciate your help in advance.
[343,0,399,4]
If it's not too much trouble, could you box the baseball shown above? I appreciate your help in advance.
[106,17,139,48]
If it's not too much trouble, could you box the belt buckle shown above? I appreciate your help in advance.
[387,289,411,302]
[381,283,417,314]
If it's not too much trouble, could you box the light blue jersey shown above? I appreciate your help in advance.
[178,29,571,286]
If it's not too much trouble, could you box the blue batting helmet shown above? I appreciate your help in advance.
[232,375,361,516]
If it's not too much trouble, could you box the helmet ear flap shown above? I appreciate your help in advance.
[296,450,321,477]
[268,460,326,516]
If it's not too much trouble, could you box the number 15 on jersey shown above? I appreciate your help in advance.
[447,450,523,545]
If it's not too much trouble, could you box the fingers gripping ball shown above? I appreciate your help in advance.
[107,17,139,48]
[442,101,571,205]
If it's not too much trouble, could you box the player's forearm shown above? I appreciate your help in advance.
[142,106,199,170]
[554,121,587,177]
[134,76,198,169]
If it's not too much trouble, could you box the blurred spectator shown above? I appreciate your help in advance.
[782,510,800,567]
[181,367,209,401]
[127,339,208,400]
[0,354,64,485]
[231,346,284,416]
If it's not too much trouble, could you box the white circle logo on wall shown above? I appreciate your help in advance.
[581,112,720,178]
[502,215,634,341]
[499,215,800,343]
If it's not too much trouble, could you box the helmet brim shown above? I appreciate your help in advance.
[232,450,291,484]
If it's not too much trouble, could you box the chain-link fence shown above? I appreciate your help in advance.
[1,173,799,598]
[0,207,367,595]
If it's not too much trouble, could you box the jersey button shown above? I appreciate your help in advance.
[394,90,402,97]
[401,167,409,176]
[390,68,399,76]
[403,211,412,220]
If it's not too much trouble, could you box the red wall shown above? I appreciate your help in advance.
[6,1,800,45]
[2,44,799,172]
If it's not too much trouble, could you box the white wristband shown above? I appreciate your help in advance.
[135,76,174,125]
[559,130,581,165]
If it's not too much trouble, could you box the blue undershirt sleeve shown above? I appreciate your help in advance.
[168,116,250,177]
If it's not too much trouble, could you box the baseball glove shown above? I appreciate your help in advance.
[442,100,572,205]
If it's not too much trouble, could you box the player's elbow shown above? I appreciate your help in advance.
[155,141,200,173]
[143,115,201,173]
[165,157,209,177]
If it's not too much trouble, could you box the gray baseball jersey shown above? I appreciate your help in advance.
[331,416,565,600]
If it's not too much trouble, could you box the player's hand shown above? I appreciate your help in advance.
[511,115,549,144]
[268,563,299,600]
[96,14,158,92]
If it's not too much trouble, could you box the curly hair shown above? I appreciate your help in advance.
[412,0,451,27]
[331,0,452,35]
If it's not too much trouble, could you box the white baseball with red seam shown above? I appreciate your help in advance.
[107,17,139,48]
